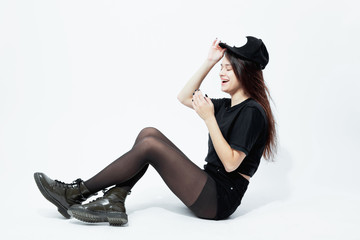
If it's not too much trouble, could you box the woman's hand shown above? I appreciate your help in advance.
[192,90,215,122]
[207,38,226,63]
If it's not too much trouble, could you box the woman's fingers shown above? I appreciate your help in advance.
[198,90,207,103]
[192,90,199,106]
[191,97,196,109]
[212,38,222,49]
[192,90,198,108]
[193,91,199,106]
[215,39,221,47]
[193,90,206,105]
[212,38,218,47]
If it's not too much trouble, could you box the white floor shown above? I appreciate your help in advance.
[3,158,359,240]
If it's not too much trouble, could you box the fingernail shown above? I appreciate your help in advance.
[193,92,194,95]
[205,94,208,97]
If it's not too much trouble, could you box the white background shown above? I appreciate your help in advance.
[1,0,359,239]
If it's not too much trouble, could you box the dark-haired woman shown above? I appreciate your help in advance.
[34,36,277,226]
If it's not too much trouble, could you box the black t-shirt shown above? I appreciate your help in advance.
[204,97,268,177]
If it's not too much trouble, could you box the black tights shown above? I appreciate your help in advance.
[84,127,217,219]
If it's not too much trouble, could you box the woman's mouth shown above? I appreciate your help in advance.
[221,80,229,85]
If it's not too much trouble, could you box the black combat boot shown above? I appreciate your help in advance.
[68,186,129,226]
[34,172,95,219]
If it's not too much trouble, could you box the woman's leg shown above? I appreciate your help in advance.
[113,127,191,191]
[86,127,193,191]
[84,127,217,219]
[132,127,189,158]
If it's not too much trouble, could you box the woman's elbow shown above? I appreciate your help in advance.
[177,95,184,103]
[224,151,246,172]
[177,93,189,104]
[224,164,238,173]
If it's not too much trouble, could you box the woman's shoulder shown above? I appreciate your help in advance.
[245,98,263,110]
[210,97,230,103]
[244,99,268,122]
[210,97,231,111]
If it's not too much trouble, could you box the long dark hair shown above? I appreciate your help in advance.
[225,51,277,161]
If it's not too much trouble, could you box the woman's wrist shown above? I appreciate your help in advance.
[204,115,216,126]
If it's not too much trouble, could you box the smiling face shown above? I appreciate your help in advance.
[219,56,242,95]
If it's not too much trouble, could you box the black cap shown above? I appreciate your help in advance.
[219,36,269,69]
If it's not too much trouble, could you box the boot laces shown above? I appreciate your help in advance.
[54,178,83,189]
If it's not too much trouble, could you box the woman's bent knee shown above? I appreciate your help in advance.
[139,127,161,138]
[136,136,162,153]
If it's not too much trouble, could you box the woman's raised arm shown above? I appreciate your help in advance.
[177,38,226,109]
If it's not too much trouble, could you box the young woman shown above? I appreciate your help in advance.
[34,36,277,226]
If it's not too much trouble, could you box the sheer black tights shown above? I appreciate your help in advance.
[84,127,217,219]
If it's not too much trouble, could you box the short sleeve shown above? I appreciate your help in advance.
[210,98,226,115]
[229,107,266,155]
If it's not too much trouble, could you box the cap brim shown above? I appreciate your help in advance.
[219,42,252,62]
[219,39,267,69]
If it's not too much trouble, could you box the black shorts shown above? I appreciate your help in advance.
[204,164,249,220]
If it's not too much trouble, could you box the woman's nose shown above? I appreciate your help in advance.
[219,68,226,76]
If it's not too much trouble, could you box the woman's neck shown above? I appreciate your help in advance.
[230,91,250,107]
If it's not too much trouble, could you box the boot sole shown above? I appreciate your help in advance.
[68,208,128,226]
[33,173,71,219]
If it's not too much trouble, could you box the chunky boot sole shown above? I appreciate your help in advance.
[34,173,71,219]
[68,208,128,226]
